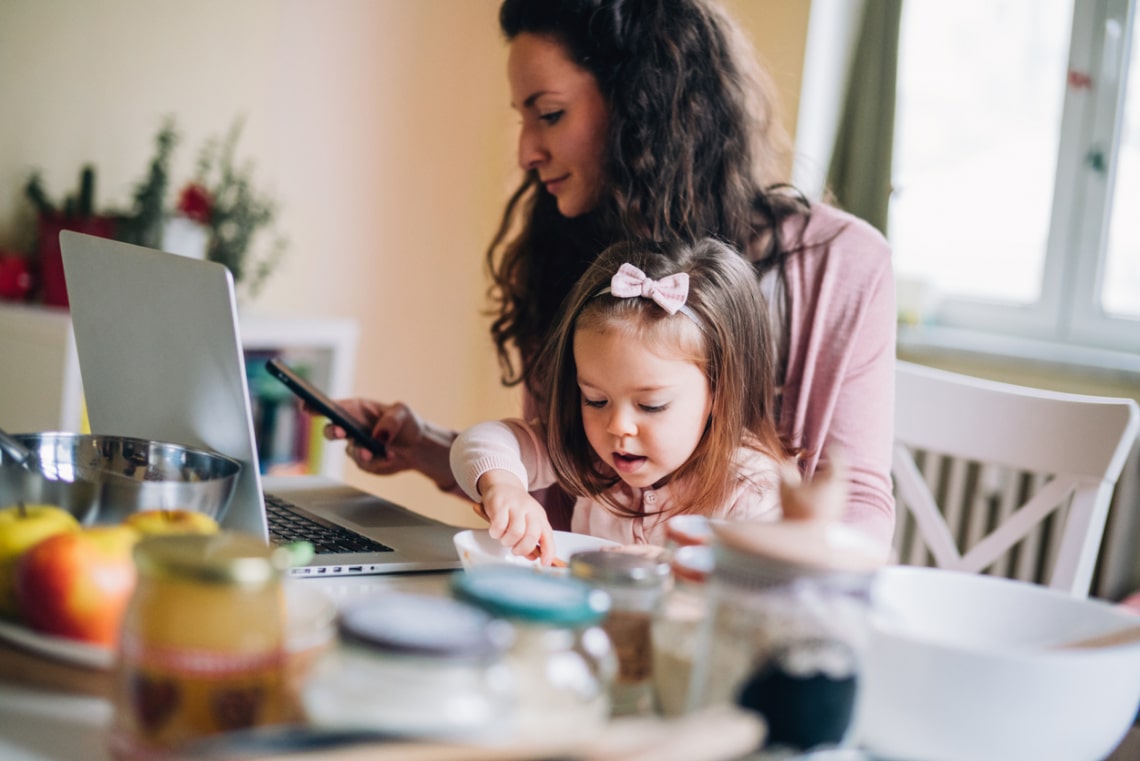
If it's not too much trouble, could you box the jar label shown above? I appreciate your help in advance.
[111,633,289,757]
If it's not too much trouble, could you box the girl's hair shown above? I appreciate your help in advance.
[488,0,812,388]
[539,238,788,517]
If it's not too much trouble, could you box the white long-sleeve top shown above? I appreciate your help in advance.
[450,418,783,546]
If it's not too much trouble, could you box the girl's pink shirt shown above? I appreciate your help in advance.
[451,418,783,545]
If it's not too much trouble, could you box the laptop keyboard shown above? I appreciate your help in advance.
[264,492,394,555]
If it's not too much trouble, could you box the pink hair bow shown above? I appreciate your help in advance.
[609,263,690,315]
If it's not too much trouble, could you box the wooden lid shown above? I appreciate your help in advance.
[711,457,888,574]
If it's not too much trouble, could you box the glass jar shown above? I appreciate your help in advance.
[663,514,713,550]
[651,544,714,717]
[302,592,515,742]
[451,566,616,745]
[109,532,291,760]
[687,519,883,755]
[569,550,670,716]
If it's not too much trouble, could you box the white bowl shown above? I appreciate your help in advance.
[855,566,1140,761]
[453,529,619,572]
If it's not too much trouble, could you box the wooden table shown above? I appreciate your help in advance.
[2,569,1137,760]
[0,572,766,761]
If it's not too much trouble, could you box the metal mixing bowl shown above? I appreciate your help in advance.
[0,432,242,526]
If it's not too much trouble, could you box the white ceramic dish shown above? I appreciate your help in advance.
[453,529,620,572]
[0,617,111,669]
[855,566,1140,761]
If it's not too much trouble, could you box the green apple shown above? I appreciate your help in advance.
[124,508,219,536]
[0,503,80,619]
[15,524,140,646]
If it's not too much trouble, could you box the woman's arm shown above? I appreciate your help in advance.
[779,205,897,549]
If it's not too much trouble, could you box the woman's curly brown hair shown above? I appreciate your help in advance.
[487,0,811,389]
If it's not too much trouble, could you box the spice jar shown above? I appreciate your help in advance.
[109,532,291,760]
[569,549,670,716]
[451,566,617,745]
[651,544,714,717]
[302,592,516,741]
[663,514,713,549]
[686,514,885,754]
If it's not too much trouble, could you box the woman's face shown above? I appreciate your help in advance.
[508,33,610,218]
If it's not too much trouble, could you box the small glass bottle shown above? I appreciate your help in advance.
[687,518,883,755]
[569,549,671,716]
[663,514,713,550]
[302,592,516,742]
[651,544,714,717]
[109,532,291,760]
[451,566,617,745]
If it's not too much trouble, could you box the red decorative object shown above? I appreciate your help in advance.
[1067,69,1093,90]
[0,252,33,301]
[37,214,117,308]
[177,183,212,224]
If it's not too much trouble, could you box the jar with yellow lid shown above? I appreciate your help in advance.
[109,532,291,760]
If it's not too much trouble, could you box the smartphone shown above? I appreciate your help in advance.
[265,357,387,458]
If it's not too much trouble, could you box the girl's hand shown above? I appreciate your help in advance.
[477,470,556,565]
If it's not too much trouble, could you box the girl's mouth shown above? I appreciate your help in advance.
[611,452,647,473]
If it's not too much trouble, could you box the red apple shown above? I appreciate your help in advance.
[0,503,80,619]
[15,524,140,646]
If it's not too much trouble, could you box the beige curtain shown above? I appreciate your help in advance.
[826,0,903,236]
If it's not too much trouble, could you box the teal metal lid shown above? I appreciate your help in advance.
[451,567,611,627]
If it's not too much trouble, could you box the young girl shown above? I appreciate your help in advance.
[450,238,792,563]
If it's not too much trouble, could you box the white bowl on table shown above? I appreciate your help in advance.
[453,529,619,572]
[855,566,1140,761]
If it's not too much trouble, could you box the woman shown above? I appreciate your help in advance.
[328,0,896,548]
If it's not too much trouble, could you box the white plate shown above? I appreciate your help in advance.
[0,618,113,669]
[0,584,335,672]
[453,529,619,572]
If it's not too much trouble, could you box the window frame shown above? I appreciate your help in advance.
[796,0,1140,367]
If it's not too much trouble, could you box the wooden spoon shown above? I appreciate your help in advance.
[1055,624,1140,650]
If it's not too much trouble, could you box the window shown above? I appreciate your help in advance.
[890,0,1139,357]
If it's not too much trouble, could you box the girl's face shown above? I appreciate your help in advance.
[574,325,712,490]
[508,33,610,218]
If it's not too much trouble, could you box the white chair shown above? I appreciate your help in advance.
[891,360,1140,597]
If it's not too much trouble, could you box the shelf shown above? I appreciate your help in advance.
[0,303,358,480]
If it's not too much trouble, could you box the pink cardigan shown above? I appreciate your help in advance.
[775,204,896,547]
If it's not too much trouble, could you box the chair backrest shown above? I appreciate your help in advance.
[892,360,1140,597]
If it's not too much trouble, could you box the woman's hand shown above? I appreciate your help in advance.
[477,470,556,565]
[313,398,457,490]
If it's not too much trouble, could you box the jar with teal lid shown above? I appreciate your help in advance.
[451,566,616,745]
[302,592,516,742]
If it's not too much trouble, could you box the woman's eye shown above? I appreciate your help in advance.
[539,110,564,125]
[639,403,669,413]
[582,398,606,409]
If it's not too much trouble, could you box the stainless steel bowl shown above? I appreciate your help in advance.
[0,432,242,526]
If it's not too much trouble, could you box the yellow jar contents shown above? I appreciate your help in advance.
[109,532,289,759]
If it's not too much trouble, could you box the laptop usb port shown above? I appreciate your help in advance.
[348,566,363,572]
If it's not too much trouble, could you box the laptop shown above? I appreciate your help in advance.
[59,231,462,576]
